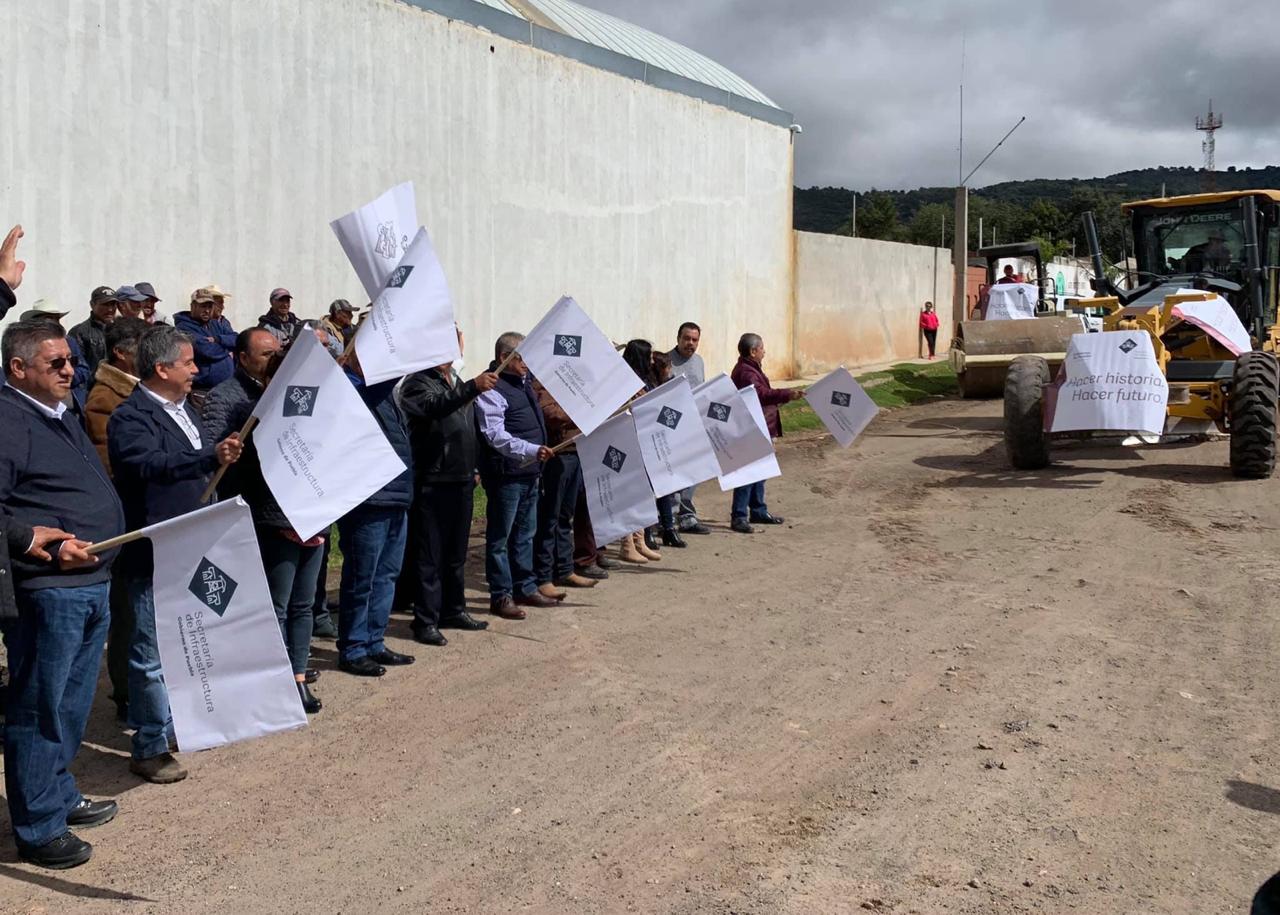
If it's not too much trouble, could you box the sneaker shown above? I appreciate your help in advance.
[18,831,92,870]
[129,752,188,784]
[680,521,712,535]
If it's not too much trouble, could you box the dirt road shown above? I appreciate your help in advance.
[5,396,1280,914]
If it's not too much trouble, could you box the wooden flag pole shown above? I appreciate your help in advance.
[516,390,646,468]
[198,415,258,504]
[85,529,147,556]
[493,346,521,376]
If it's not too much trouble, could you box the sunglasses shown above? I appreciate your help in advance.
[45,355,81,371]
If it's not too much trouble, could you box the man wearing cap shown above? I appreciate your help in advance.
[69,286,118,382]
[174,286,236,408]
[133,282,168,325]
[259,288,303,346]
[320,299,357,350]
[114,285,148,321]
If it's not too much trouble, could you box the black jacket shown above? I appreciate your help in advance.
[0,386,124,593]
[69,317,110,382]
[108,386,221,576]
[346,371,412,509]
[0,511,34,621]
[399,367,481,485]
[0,278,14,318]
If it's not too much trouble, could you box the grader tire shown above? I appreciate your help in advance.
[1004,355,1051,470]
[1229,351,1279,479]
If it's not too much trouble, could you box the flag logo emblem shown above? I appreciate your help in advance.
[831,391,852,407]
[385,265,415,289]
[188,557,238,617]
[707,402,732,422]
[554,334,583,358]
[1119,338,1137,353]
[602,446,627,473]
[283,385,320,417]
[657,406,682,430]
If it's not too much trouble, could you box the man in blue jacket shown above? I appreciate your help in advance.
[0,319,125,869]
[108,325,242,785]
[335,355,415,676]
[173,285,236,411]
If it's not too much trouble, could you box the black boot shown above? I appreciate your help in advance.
[660,526,687,548]
[643,526,662,552]
[297,681,322,714]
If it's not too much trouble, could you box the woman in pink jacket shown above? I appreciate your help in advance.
[919,301,940,360]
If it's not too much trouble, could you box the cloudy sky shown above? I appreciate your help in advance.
[583,0,1280,190]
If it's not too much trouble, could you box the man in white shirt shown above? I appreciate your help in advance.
[107,326,242,785]
[667,322,711,535]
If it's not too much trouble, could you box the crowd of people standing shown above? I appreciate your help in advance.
[0,225,803,870]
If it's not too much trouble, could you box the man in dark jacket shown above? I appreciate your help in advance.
[202,327,280,446]
[68,286,118,382]
[475,333,555,619]
[258,288,303,345]
[332,358,417,675]
[398,332,498,646]
[0,319,125,869]
[174,285,236,404]
[728,333,804,534]
[108,326,242,785]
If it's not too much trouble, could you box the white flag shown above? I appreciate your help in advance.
[691,373,775,475]
[631,376,721,498]
[354,226,461,384]
[577,411,659,545]
[146,498,306,752]
[986,283,1038,320]
[803,367,879,448]
[718,386,781,491]
[330,181,418,302]
[1171,290,1250,356]
[1046,331,1168,434]
[252,330,407,539]
[517,296,643,435]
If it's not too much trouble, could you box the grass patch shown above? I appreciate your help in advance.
[781,361,957,432]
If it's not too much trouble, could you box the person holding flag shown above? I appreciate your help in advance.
[729,333,803,534]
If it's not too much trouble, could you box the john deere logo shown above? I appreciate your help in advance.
[657,406,682,430]
[283,385,319,417]
[385,265,414,289]
[602,445,627,473]
[188,557,237,617]
[1119,338,1138,354]
[554,334,582,358]
[707,402,732,422]
[831,391,852,407]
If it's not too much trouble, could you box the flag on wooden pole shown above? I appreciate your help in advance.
[631,376,721,498]
[802,367,879,448]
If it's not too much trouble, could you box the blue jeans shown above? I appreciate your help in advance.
[337,507,408,663]
[484,477,539,598]
[126,577,176,760]
[731,481,768,521]
[534,453,581,584]
[675,485,699,528]
[258,529,324,675]
[1,583,109,848]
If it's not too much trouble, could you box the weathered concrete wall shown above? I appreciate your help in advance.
[793,232,954,374]
[2,0,795,376]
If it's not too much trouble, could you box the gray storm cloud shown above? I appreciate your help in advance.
[582,0,1280,188]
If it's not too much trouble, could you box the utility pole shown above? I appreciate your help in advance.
[978,217,984,249]
[850,191,857,237]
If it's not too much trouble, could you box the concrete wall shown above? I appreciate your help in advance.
[793,232,953,374]
[3,0,796,377]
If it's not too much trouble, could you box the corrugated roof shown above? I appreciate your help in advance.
[524,0,778,108]
[470,0,521,14]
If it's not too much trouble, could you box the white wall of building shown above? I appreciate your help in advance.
[793,232,953,374]
[3,0,795,376]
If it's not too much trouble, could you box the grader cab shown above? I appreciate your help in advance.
[1003,189,1280,478]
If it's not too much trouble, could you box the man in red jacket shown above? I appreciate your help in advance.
[728,333,803,534]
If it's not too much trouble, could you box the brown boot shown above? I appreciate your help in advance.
[619,535,648,564]
[555,572,598,589]
[129,752,188,784]
[490,594,527,620]
[537,582,567,601]
[634,531,662,561]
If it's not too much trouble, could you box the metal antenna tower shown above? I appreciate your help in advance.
[1196,100,1223,190]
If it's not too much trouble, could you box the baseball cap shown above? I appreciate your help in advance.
[330,298,354,313]
[19,299,69,322]
[270,287,293,302]
[134,281,161,301]
[191,284,230,304]
[89,286,119,307]
[115,284,149,302]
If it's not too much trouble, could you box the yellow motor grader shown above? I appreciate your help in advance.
[1003,189,1280,478]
